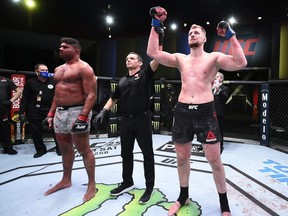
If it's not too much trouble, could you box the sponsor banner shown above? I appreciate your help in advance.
[154,83,161,95]
[110,81,118,93]
[157,141,205,157]
[60,183,201,216]
[108,118,118,138]
[258,159,288,186]
[152,116,160,134]
[260,84,270,146]
[10,74,25,144]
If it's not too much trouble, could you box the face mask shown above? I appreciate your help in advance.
[39,72,54,78]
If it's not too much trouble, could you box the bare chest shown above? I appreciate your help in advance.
[54,68,81,83]
[180,57,217,81]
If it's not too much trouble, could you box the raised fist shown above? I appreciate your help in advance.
[216,21,236,39]
[149,6,167,22]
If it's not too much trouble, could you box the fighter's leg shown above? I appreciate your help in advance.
[203,143,231,215]
[168,142,191,216]
[44,133,74,196]
[73,132,96,202]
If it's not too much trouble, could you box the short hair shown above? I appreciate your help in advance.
[190,24,206,36]
[217,72,224,80]
[34,63,47,71]
[60,37,81,52]
[128,52,143,63]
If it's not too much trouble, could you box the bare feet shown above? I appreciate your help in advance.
[168,198,190,216]
[222,212,231,216]
[83,185,97,202]
[44,180,72,196]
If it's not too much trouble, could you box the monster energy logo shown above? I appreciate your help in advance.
[154,103,161,112]
[110,124,118,134]
[152,121,160,130]
[111,104,117,113]
[110,83,118,92]
[60,183,201,216]
[154,84,161,93]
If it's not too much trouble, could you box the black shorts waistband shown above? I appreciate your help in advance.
[176,101,215,109]
[122,111,148,119]
[57,104,84,110]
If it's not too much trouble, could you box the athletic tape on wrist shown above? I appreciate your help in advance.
[47,112,55,118]
[151,18,162,27]
[78,114,88,122]
[225,28,236,39]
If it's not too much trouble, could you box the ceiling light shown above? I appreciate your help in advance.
[170,23,177,31]
[106,15,114,25]
[228,17,237,25]
[24,0,36,9]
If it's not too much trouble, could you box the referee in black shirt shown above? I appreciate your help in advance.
[93,50,161,204]
[19,63,60,158]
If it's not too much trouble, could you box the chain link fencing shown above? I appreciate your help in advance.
[1,69,287,153]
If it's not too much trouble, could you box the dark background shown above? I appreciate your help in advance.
[1,0,287,40]
[0,0,287,80]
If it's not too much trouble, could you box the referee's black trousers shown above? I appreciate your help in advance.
[120,113,155,189]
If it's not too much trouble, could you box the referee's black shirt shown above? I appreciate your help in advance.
[111,65,154,114]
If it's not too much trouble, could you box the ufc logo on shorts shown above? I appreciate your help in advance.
[188,105,198,110]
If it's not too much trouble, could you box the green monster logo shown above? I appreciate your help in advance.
[60,183,201,216]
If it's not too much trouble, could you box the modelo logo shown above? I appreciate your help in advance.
[260,84,269,146]
[213,38,259,56]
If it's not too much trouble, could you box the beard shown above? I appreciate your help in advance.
[189,41,200,48]
[60,53,73,62]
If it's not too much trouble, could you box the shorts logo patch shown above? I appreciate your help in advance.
[188,105,198,109]
[206,131,216,142]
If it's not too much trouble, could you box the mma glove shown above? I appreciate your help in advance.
[150,6,167,45]
[72,114,89,133]
[41,111,54,131]
[216,21,236,39]
[92,108,108,129]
